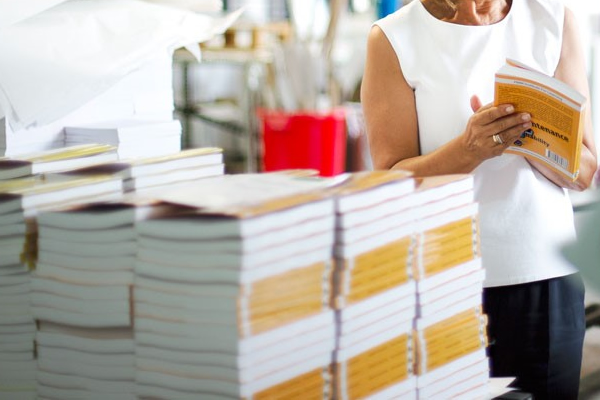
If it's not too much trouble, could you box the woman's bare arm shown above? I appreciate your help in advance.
[361,25,531,176]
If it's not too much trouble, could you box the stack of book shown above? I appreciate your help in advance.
[0,175,124,399]
[44,147,226,192]
[0,175,124,274]
[133,173,339,399]
[411,175,489,399]
[0,143,119,181]
[34,322,136,400]
[31,201,177,399]
[0,195,36,398]
[65,119,183,160]
[331,171,418,400]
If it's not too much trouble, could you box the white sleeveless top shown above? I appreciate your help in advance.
[376,0,577,287]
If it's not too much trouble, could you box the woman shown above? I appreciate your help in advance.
[361,0,597,398]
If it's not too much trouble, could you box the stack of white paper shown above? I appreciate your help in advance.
[133,174,339,399]
[331,171,418,400]
[65,119,183,160]
[410,174,490,399]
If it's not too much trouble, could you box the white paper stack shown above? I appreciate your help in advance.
[0,117,64,156]
[31,201,177,400]
[133,174,340,399]
[44,147,226,192]
[65,119,183,160]
[411,174,490,399]
[331,171,418,400]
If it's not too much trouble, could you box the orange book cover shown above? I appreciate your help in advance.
[494,59,586,181]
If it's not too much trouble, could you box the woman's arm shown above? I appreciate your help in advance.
[526,7,598,191]
[361,25,531,176]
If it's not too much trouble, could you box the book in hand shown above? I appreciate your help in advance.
[494,59,586,181]
[0,144,118,180]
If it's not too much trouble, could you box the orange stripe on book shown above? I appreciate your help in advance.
[253,367,329,400]
[425,337,484,371]
[246,262,328,298]
[423,320,484,349]
[343,335,411,398]
[417,217,478,279]
[421,246,476,277]
[347,275,410,304]
[423,312,483,341]
[249,303,325,335]
[345,238,412,303]
[353,238,412,272]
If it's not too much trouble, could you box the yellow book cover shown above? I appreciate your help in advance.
[494,59,586,181]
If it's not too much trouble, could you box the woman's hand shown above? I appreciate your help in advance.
[463,95,532,163]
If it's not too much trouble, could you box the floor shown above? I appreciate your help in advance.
[580,286,600,399]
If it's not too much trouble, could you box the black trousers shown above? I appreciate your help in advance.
[483,273,586,400]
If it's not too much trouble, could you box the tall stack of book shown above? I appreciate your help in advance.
[0,174,124,399]
[133,173,339,399]
[65,119,183,160]
[331,171,418,400]
[44,147,226,192]
[0,188,36,399]
[411,174,489,399]
[31,201,177,399]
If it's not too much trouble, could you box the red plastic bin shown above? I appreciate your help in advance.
[259,109,347,177]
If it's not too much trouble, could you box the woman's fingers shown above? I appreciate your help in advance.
[464,102,532,160]
[475,103,516,125]
[470,95,483,112]
[490,113,532,147]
